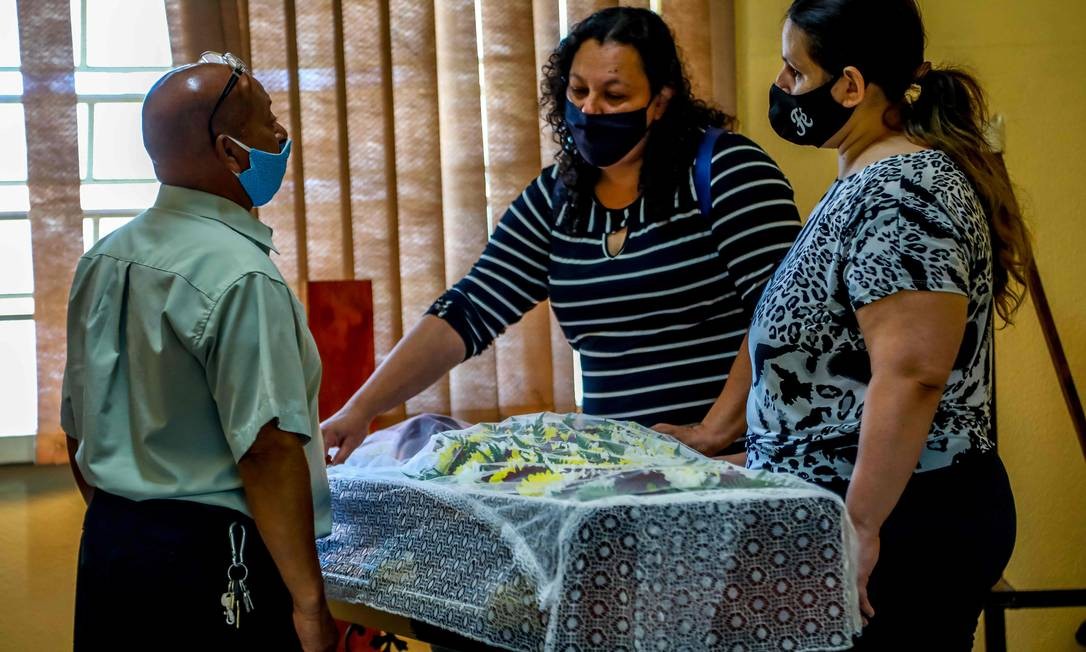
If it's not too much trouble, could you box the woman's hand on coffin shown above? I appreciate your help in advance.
[712,451,747,466]
[321,406,371,465]
[652,422,727,454]
[292,601,338,652]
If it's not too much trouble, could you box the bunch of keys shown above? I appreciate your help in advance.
[220,522,255,628]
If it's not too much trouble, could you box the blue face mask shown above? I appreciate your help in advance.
[227,136,291,207]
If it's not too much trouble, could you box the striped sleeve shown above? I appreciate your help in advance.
[427,168,556,359]
[707,132,802,316]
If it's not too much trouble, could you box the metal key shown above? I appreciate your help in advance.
[221,588,236,626]
[238,578,254,613]
[223,522,251,630]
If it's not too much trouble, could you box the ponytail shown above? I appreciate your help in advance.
[901,67,1033,324]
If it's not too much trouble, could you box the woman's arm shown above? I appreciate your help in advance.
[847,289,968,618]
[321,316,466,464]
[321,172,557,463]
[654,334,751,455]
[654,136,800,454]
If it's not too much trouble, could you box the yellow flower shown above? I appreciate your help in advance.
[434,443,461,474]
[517,470,563,497]
[489,466,518,484]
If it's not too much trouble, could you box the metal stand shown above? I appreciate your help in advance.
[984,260,1086,651]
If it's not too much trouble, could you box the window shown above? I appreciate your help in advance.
[71,0,172,252]
[0,0,36,445]
[0,0,171,456]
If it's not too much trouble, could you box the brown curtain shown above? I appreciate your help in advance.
[7,0,732,462]
[161,0,736,425]
[18,0,84,464]
[567,0,618,25]
[477,0,555,416]
[709,0,739,117]
[165,0,251,64]
[531,0,578,415]
[436,0,501,422]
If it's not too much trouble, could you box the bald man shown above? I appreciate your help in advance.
[61,58,336,651]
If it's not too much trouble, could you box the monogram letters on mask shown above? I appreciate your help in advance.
[768,76,855,147]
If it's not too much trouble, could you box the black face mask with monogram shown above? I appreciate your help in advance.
[768,74,855,147]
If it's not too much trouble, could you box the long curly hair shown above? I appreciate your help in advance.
[540,7,735,233]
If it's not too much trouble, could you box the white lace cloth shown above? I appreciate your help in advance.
[319,413,861,651]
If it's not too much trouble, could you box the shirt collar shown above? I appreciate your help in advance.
[153,184,280,254]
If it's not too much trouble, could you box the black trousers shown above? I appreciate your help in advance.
[822,452,1017,651]
[74,491,301,651]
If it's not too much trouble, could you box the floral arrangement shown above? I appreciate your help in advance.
[405,413,778,500]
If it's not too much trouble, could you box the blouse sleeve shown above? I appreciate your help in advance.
[427,169,557,359]
[706,132,802,318]
[843,179,970,311]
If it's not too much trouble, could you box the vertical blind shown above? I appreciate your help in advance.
[22,0,736,462]
[17,0,83,464]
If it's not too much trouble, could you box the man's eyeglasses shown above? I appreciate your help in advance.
[199,51,249,145]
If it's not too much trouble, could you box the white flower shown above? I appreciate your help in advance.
[663,467,708,490]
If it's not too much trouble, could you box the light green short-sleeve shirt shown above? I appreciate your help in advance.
[61,185,331,536]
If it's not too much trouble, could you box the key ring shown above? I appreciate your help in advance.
[228,522,247,566]
[226,521,249,581]
[226,562,249,583]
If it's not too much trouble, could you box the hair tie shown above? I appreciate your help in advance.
[903,61,932,105]
[903,83,922,105]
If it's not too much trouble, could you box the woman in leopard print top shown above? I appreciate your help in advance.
[740,1,1032,648]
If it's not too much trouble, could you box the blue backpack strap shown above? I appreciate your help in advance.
[695,127,726,219]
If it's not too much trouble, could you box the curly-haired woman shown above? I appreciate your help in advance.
[322,7,801,463]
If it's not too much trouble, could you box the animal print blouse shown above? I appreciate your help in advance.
[745,149,995,484]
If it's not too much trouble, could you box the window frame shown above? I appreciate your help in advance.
[0,0,172,462]
[0,42,35,454]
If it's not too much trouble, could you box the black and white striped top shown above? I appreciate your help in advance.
[428,131,801,427]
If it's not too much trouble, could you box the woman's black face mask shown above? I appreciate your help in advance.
[768,74,855,147]
[564,99,653,168]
